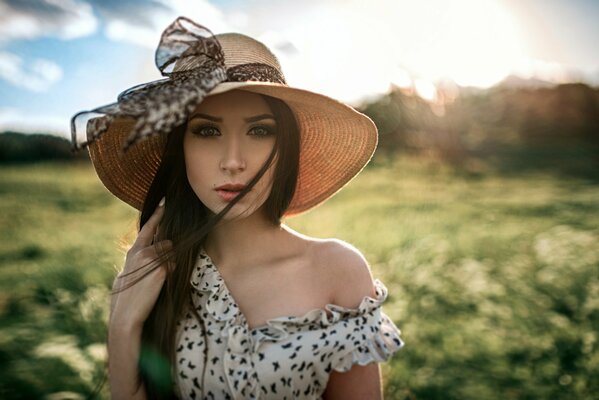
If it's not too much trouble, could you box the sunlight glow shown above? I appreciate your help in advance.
[414,79,437,102]
[273,0,537,105]
[391,66,413,89]
[388,0,527,88]
[373,0,534,101]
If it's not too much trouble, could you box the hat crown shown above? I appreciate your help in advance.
[172,31,285,81]
[216,33,283,72]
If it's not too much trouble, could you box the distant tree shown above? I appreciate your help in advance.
[0,132,89,163]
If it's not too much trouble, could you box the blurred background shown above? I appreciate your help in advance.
[1,0,598,399]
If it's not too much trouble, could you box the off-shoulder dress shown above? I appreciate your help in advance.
[173,247,405,399]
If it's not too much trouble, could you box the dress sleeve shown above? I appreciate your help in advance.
[299,278,404,373]
[247,278,405,373]
[328,303,405,373]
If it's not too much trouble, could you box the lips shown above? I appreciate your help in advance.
[215,183,248,202]
[215,183,247,192]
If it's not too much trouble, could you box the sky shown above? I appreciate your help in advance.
[1,0,598,137]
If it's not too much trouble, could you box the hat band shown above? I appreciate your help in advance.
[225,62,286,85]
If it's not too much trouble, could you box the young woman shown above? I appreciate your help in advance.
[72,16,404,400]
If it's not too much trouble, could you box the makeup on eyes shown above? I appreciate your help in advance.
[188,113,277,137]
[190,123,276,137]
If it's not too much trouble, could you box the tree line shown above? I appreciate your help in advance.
[0,132,88,163]
[359,82,599,179]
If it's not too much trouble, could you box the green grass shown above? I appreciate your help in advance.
[1,158,598,399]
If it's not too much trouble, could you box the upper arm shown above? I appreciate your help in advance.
[323,363,382,400]
[320,240,382,399]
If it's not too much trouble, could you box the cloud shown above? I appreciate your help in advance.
[0,0,174,44]
[0,0,98,41]
[101,0,233,48]
[0,51,63,92]
[90,0,171,28]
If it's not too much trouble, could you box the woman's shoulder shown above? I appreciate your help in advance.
[315,238,376,308]
[302,236,378,310]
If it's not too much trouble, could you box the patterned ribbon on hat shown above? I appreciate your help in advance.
[70,16,286,153]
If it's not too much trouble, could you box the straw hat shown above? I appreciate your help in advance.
[70,16,378,217]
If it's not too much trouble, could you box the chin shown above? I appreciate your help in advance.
[212,203,261,221]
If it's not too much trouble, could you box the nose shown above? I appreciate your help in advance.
[219,134,246,173]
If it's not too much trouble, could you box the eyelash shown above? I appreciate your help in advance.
[191,124,275,138]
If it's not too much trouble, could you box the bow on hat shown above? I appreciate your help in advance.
[70,16,286,153]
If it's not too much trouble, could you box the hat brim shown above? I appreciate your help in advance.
[88,81,378,217]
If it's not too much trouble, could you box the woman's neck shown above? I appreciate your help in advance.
[203,209,284,269]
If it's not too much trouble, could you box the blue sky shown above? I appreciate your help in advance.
[1,0,598,137]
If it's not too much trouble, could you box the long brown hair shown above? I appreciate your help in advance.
[92,92,300,399]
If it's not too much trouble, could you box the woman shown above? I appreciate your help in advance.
[72,16,404,400]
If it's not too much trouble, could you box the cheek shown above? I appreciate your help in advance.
[185,162,201,188]
[184,147,211,192]
[259,156,278,192]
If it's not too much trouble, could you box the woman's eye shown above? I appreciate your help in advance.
[192,126,220,137]
[250,125,275,137]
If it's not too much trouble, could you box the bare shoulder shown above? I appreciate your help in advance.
[279,225,376,308]
[311,238,377,308]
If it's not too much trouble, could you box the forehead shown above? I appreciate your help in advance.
[193,89,271,116]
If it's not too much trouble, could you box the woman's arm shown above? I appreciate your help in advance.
[319,239,384,399]
[107,198,172,399]
[323,363,382,400]
[108,324,148,399]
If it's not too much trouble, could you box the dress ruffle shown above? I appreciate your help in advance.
[329,308,405,373]
[190,247,404,355]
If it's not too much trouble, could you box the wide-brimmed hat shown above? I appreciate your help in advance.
[71,16,378,217]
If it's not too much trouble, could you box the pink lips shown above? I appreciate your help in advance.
[215,183,248,202]
[216,189,242,202]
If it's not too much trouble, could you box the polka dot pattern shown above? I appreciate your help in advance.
[173,247,405,399]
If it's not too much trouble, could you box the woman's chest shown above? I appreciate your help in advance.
[215,255,334,331]
[174,315,343,399]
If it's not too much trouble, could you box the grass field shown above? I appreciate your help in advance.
[1,157,598,399]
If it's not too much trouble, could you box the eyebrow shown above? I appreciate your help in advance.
[189,113,276,123]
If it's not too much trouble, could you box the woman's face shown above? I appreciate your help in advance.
[183,89,278,221]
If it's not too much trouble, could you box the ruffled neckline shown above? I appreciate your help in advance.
[189,246,390,341]
[183,247,403,399]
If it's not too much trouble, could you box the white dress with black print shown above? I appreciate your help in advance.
[173,247,405,399]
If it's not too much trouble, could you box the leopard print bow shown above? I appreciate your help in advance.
[71,16,286,152]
